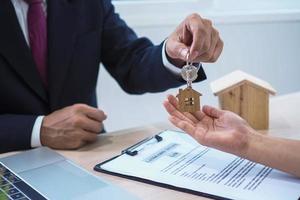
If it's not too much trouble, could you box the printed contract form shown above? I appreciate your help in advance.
[97,130,300,200]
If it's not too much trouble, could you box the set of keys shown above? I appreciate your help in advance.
[177,53,202,113]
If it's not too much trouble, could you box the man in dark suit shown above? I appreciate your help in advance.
[0,0,223,153]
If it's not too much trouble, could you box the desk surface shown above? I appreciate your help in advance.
[59,92,300,200]
[2,92,300,200]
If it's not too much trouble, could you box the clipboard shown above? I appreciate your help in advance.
[94,130,300,200]
[94,131,229,200]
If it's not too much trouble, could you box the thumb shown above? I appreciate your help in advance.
[202,105,224,118]
[166,39,189,61]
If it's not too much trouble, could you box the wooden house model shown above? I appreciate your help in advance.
[210,70,276,130]
[177,87,202,113]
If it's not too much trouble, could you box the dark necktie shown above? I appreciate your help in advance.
[25,0,48,85]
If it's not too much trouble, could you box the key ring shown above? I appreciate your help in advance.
[185,53,192,88]
[186,52,192,66]
[181,51,199,88]
[186,52,201,70]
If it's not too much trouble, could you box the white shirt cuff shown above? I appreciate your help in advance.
[162,40,182,75]
[31,116,44,148]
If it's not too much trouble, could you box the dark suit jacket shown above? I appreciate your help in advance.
[0,0,206,153]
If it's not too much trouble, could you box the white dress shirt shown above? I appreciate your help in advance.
[11,0,181,147]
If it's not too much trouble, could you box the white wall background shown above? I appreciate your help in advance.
[97,0,300,132]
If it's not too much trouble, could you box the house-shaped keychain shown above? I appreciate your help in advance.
[177,87,202,113]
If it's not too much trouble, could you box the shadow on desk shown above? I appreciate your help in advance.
[79,135,114,152]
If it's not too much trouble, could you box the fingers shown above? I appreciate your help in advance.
[164,95,196,125]
[169,115,208,147]
[191,111,206,122]
[190,18,223,62]
[189,16,211,60]
[198,28,219,62]
[169,116,196,135]
[166,39,190,61]
[169,116,210,148]
[166,94,179,109]
[73,104,107,122]
[74,116,103,133]
[202,105,225,118]
[211,39,224,62]
[182,22,193,46]
[167,95,198,123]
[164,100,195,126]
[168,94,206,123]
[69,104,106,133]
[165,95,222,122]
[80,130,98,143]
[165,13,223,64]
[165,20,193,62]
[175,13,223,63]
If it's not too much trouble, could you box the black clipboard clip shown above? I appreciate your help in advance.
[122,135,163,156]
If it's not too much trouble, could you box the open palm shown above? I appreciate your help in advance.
[164,95,254,156]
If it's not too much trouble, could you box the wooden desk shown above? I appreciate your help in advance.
[57,92,300,200]
[1,92,300,200]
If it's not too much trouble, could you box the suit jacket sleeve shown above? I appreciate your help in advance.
[100,1,206,94]
[0,115,37,153]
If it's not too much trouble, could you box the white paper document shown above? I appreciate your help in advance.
[100,130,300,200]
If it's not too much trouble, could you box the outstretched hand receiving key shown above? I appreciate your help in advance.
[163,95,255,157]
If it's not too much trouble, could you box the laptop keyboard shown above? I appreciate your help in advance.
[0,163,47,200]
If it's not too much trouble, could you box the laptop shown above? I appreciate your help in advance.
[0,147,138,200]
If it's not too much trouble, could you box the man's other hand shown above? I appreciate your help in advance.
[166,13,223,66]
[41,104,107,150]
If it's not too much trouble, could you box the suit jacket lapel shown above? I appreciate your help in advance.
[48,0,77,109]
[0,0,48,102]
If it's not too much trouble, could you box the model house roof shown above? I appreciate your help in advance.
[211,70,276,96]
